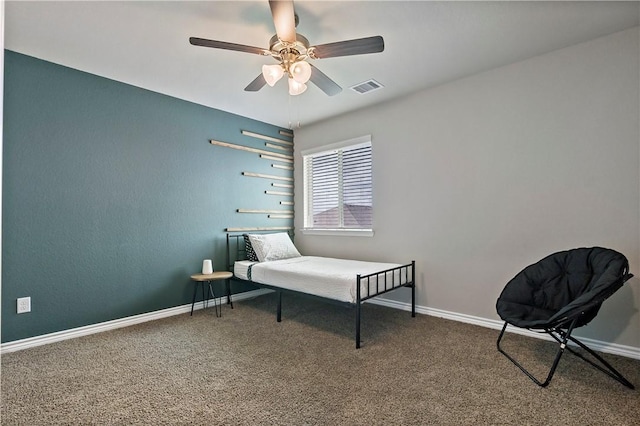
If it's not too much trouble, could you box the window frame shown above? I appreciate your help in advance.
[301,135,374,237]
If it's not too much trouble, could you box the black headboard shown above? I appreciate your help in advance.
[226,230,295,271]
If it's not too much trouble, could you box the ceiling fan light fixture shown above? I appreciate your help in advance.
[290,60,312,84]
[262,64,285,87]
[288,78,307,96]
[190,1,385,97]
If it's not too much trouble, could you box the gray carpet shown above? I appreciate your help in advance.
[2,292,639,425]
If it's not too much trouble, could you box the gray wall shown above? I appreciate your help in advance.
[2,51,292,343]
[293,28,640,350]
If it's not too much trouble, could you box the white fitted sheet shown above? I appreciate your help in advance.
[243,256,409,304]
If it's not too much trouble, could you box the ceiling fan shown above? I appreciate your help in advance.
[189,0,384,96]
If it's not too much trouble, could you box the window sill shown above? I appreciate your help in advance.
[301,228,374,237]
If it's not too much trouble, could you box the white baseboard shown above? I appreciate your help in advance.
[0,289,272,354]
[368,297,640,360]
[4,290,639,361]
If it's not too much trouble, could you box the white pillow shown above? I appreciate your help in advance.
[248,233,301,262]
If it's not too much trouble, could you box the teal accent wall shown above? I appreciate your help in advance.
[2,51,292,343]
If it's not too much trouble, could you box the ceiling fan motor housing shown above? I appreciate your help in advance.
[269,33,311,60]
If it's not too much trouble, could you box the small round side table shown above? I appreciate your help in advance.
[189,271,233,317]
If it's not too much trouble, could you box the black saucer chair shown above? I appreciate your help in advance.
[496,247,634,388]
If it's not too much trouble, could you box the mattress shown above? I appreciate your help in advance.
[234,260,257,281]
[237,256,409,304]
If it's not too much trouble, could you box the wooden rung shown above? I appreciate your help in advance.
[272,164,293,171]
[265,191,293,196]
[272,183,293,188]
[226,226,292,232]
[268,215,294,219]
[241,130,293,146]
[279,130,294,138]
[242,172,293,182]
[237,209,293,214]
[210,139,293,160]
[280,201,294,205]
[266,143,293,152]
[260,154,293,164]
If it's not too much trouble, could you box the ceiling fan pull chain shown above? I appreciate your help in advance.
[287,93,301,129]
[288,93,292,130]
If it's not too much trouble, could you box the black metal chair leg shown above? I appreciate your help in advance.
[561,333,634,389]
[498,321,634,389]
[497,321,570,387]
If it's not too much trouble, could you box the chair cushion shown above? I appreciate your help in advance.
[496,247,629,329]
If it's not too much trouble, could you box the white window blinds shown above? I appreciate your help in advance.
[303,137,372,231]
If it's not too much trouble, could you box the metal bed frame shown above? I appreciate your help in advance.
[226,232,416,348]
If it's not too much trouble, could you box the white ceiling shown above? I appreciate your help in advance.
[5,1,639,129]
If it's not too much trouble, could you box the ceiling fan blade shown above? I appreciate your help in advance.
[311,36,384,59]
[245,74,267,92]
[309,64,342,96]
[189,37,267,56]
[269,0,296,43]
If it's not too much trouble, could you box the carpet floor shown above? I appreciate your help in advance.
[2,292,639,425]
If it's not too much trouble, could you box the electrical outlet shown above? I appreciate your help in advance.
[17,297,31,314]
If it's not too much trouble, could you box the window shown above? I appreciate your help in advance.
[302,135,373,235]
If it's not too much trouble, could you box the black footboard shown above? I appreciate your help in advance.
[356,261,416,348]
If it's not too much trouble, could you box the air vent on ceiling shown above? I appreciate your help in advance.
[350,79,384,94]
